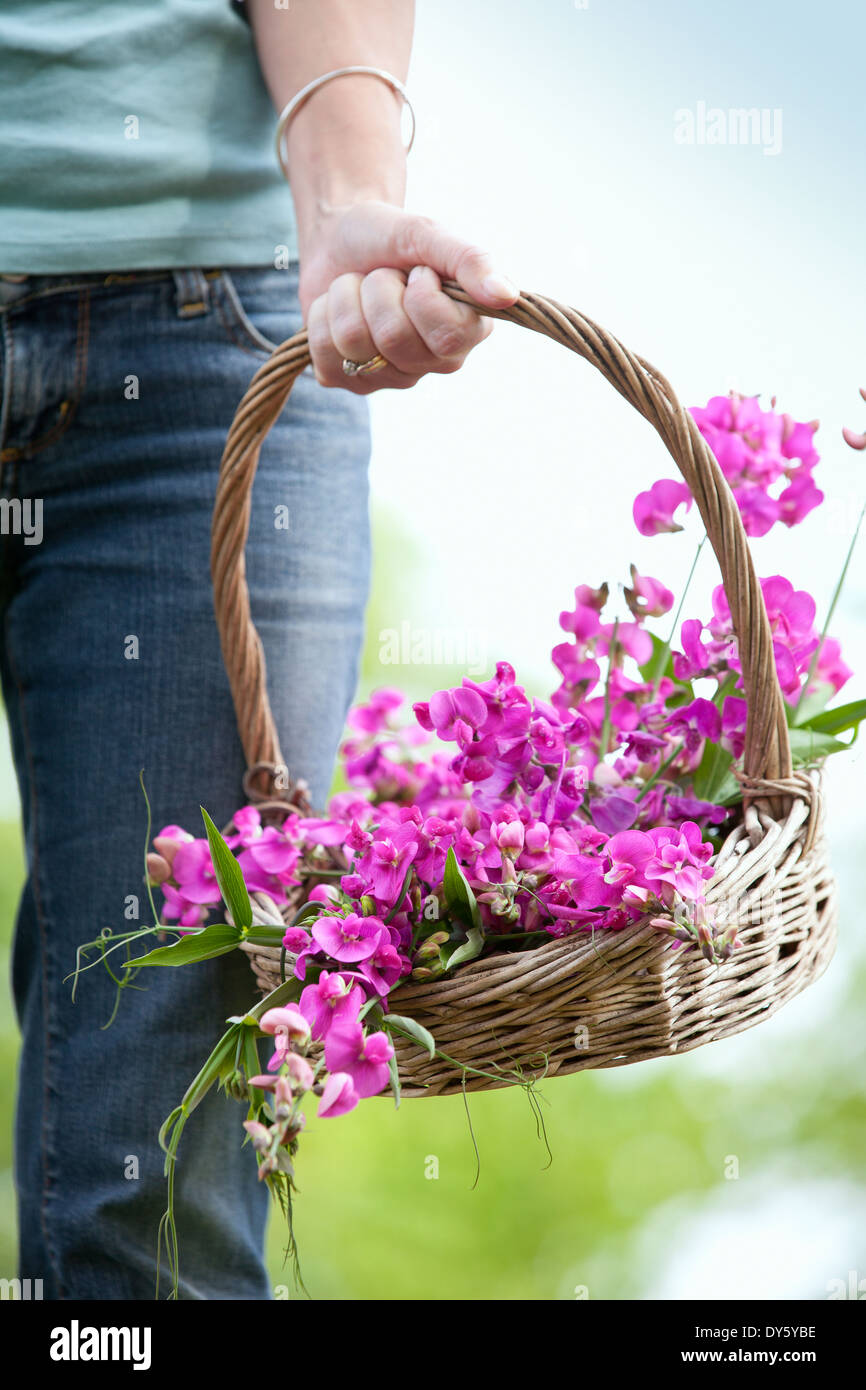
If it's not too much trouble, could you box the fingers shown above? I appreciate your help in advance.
[307,271,420,392]
[403,265,492,369]
[335,203,521,310]
[306,265,494,392]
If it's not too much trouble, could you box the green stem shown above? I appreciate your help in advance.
[651,535,707,695]
[635,742,684,801]
[599,617,620,758]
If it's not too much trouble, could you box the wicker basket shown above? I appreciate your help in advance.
[211,284,838,1098]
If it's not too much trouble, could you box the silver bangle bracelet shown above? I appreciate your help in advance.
[274,65,416,179]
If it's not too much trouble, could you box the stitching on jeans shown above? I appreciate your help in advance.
[0,289,91,465]
[3,605,66,1296]
[212,276,278,357]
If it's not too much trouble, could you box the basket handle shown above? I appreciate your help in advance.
[211,283,793,812]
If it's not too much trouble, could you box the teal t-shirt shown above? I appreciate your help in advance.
[0,1,298,273]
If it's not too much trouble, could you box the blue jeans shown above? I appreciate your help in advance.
[0,265,371,1298]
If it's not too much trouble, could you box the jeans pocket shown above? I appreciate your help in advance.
[211,266,301,358]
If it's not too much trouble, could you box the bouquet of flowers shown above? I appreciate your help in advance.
[76,387,865,1295]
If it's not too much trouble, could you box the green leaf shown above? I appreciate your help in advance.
[692,741,734,803]
[384,1013,436,1058]
[201,806,252,931]
[128,922,242,967]
[384,866,414,924]
[713,770,744,807]
[445,926,484,972]
[796,698,866,738]
[387,1047,401,1110]
[442,846,481,930]
[788,727,852,764]
[789,681,835,727]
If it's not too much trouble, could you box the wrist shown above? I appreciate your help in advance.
[283,74,408,237]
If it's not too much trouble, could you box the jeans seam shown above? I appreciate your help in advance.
[0,313,17,494]
[0,289,91,467]
[4,606,66,1297]
[212,275,279,358]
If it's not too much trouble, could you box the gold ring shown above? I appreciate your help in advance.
[342,353,389,377]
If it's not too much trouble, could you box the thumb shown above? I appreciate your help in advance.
[401,214,520,307]
[342,204,520,308]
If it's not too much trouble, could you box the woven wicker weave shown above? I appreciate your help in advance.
[212,284,838,1098]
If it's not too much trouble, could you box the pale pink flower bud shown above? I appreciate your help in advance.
[146,852,171,885]
[284,1054,315,1092]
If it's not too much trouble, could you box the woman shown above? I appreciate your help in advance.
[0,0,517,1299]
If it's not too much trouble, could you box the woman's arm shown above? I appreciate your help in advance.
[246,0,518,393]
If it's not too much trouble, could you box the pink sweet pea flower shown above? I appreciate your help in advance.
[311,912,384,962]
[633,479,693,536]
[424,686,489,740]
[598,621,653,667]
[812,637,853,695]
[720,696,748,759]
[663,698,722,753]
[232,806,262,846]
[160,883,208,931]
[318,1072,360,1118]
[359,939,406,996]
[346,687,404,734]
[623,566,675,620]
[324,1024,395,1099]
[299,971,364,1040]
[260,1004,311,1072]
[171,840,224,905]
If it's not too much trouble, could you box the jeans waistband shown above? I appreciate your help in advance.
[0,267,223,312]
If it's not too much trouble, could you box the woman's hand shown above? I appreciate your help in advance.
[298,201,520,394]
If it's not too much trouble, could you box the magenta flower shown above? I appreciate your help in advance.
[160,883,208,930]
[311,913,384,963]
[354,825,419,904]
[663,698,722,753]
[232,806,262,846]
[318,1072,360,1118]
[720,696,748,759]
[624,566,675,620]
[645,822,714,901]
[324,1023,394,1098]
[299,971,364,1040]
[633,479,693,535]
[346,687,404,734]
[417,686,488,739]
[812,637,852,695]
[359,939,406,996]
[172,840,223,905]
[665,794,728,826]
[260,1004,311,1072]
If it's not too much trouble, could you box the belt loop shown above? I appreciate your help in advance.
[172,268,211,319]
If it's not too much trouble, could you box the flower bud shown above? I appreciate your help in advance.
[146,852,171,885]
[226,1070,248,1102]
[243,1120,271,1153]
[284,1053,315,1092]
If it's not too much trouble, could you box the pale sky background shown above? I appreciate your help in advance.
[0,0,863,1297]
